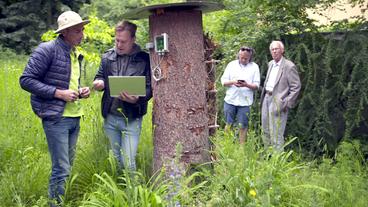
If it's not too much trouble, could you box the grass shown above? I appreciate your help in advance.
[0,51,154,206]
[1,51,368,206]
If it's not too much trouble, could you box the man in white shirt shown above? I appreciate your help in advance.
[260,40,301,151]
[221,46,260,144]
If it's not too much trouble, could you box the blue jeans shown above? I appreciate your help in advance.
[42,117,80,204]
[104,114,142,170]
[224,102,250,129]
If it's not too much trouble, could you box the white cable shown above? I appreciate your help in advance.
[152,54,164,81]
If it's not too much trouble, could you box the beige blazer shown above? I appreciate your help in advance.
[260,57,301,111]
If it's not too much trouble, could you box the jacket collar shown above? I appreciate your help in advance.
[55,35,73,52]
[273,57,285,86]
[272,57,284,67]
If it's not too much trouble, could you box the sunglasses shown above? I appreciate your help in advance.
[240,47,253,52]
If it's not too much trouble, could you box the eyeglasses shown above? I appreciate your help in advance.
[240,47,253,52]
[270,47,281,51]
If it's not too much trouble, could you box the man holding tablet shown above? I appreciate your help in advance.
[93,20,152,171]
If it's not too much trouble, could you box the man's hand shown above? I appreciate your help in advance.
[235,80,248,87]
[54,89,79,102]
[79,87,90,98]
[235,80,258,90]
[119,91,139,104]
[93,79,105,91]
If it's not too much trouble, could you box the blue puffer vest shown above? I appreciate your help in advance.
[20,36,77,120]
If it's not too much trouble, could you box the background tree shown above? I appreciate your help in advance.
[202,0,367,156]
[0,0,89,53]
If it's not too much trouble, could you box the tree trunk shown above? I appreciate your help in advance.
[204,34,219,136]
[149,10,210,172]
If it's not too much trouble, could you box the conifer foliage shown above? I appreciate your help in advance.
[281,31,368,156]
[0,0,89,53]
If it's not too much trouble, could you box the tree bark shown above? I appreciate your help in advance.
[149,10,210,172]
[204,34,219,136]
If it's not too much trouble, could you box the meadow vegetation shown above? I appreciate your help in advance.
[1,49,367,206]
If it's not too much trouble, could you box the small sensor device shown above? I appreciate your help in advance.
[154,33,169,54]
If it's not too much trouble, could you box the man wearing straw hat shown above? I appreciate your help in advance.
[20,11,90,205]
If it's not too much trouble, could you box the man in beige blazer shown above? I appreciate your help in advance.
[260,41,301,151]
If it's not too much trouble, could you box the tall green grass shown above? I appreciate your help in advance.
[0,50,50,206]
[1,50,368,206]
[0,50,154,206]
[193,133,368,207]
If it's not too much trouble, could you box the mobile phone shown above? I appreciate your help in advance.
[237,80,245,83]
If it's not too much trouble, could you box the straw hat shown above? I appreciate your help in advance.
[55,11,90,33]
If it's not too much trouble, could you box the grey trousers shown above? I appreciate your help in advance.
[261,94,289,151]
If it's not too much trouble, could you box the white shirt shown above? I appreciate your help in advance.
[221,60,260,106]
[265,58,283,91]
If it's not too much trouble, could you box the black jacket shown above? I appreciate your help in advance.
[94,45,152,119]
